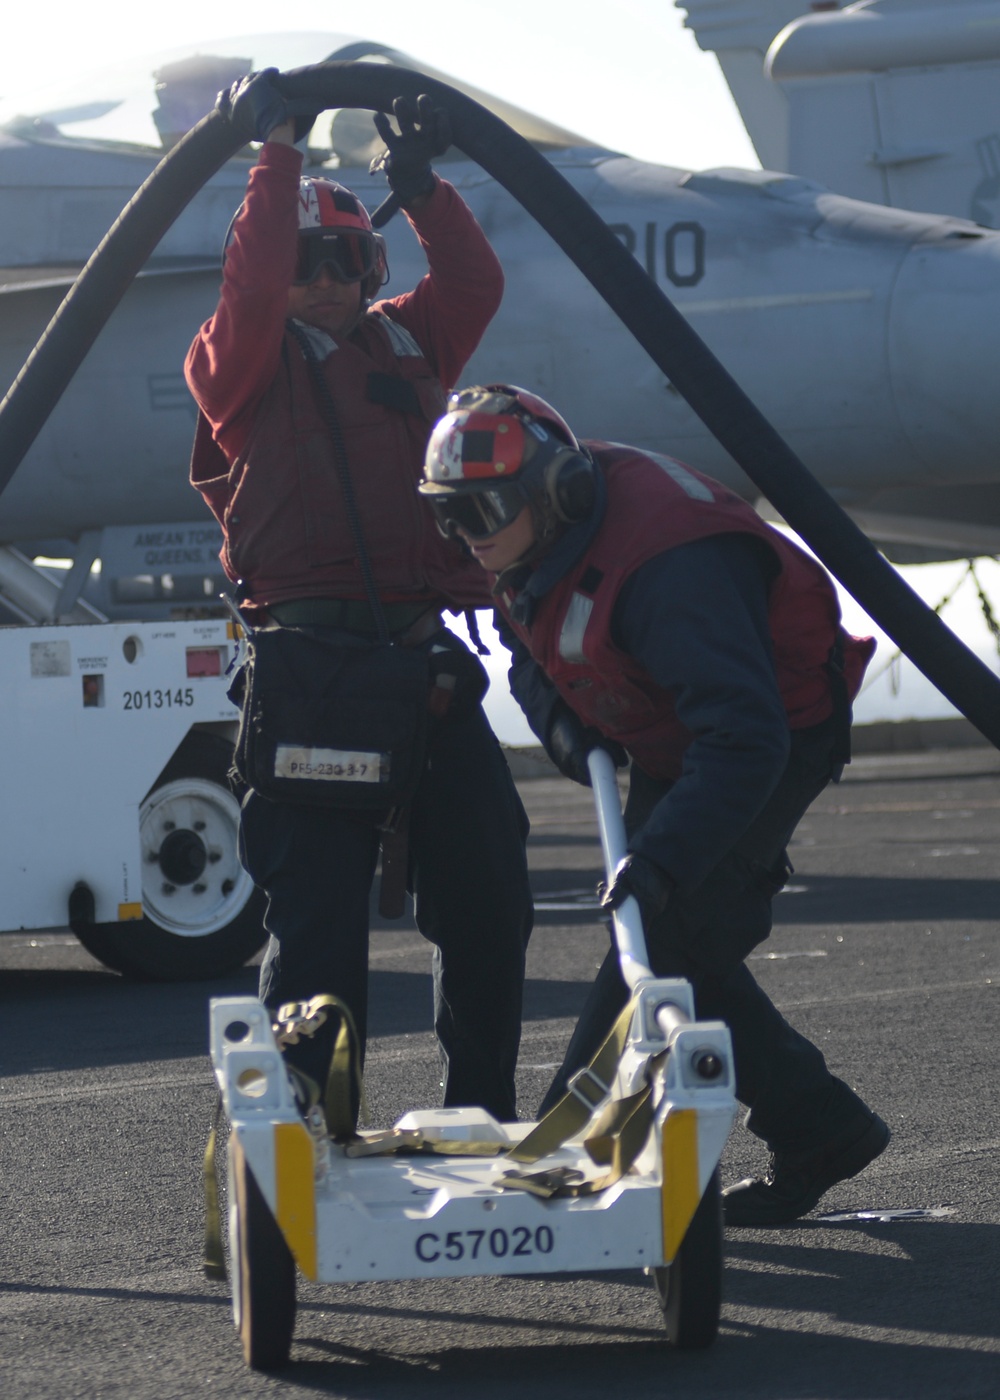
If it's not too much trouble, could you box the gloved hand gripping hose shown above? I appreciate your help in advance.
[369,93,452,226]
[2,61,1000,746]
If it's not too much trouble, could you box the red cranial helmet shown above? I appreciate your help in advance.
[293,178,388,298]
[419,385,595,541]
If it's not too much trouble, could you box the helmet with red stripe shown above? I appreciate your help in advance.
[419,385,595,541]
[293,178,388,300]
[296,177,374,233]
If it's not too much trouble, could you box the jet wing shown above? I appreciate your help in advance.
[324,39,596,153]
[0,257,221,295]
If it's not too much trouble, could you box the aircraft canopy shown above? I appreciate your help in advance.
[0,31,594,162]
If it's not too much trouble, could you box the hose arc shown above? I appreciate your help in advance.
[1,61,999,744]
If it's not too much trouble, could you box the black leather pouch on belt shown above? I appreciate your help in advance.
[427,637,490,719]
[232,626,430,809]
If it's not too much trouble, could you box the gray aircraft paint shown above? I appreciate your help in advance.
[1,25,999,565]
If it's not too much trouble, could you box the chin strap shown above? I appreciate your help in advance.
[464,609,489,655]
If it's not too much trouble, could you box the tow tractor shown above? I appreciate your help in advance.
[209,747,737,1369]
[0,613,265,979]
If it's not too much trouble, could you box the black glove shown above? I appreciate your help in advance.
[370,94,452,207]
[545,701,628,787]
[600,852,673,923]
[218,68,315,144]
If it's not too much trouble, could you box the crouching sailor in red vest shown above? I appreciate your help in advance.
[419,384,889,1226]
[185,76,532,1124]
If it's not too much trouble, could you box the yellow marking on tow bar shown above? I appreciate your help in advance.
[661,1108,699,1262]
[274,1121,317,1278]
[117,903,143,922]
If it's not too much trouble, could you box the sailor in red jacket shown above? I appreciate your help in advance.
[420,384,889,1225]
[185,76,532,1123]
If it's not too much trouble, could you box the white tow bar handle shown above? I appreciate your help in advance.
[587,747,654,990]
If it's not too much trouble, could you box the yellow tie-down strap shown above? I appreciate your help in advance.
[661,1107,700,1263]
[329,995,648,1189]
[504,995,639,1168]
[496,998,661,1199]
[273,993,369,1139]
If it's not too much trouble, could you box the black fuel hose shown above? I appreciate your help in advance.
[1,61,999,745]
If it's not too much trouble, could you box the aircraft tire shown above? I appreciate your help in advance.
[230,1136,297,1370]
[651,1169,723,1349]
[71,730,266,981]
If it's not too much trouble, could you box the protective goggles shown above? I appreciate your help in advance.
[293,229,380,286]
[424,483,528,540]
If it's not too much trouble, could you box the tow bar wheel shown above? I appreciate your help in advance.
[652,1169,724,1348]
[229,1137,297,1370]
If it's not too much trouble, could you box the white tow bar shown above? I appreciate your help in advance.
[209,748,737,1368]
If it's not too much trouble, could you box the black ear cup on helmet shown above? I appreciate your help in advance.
[362,234,389,301]
[543,449,597,523]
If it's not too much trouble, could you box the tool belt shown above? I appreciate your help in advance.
[262,598,439,639]
[231,621,431,812]
[229,603,488,914]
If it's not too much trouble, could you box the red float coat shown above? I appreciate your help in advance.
[185,142,501,611]
[497,446,875,782]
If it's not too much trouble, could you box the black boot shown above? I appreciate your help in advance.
[723,1111,890,1227]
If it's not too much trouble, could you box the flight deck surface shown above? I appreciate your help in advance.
[1,745,998,1397]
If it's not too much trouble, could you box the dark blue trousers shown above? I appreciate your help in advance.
[540,721,871,1151]
[240,701,533,1122]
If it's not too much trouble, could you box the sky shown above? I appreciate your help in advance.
[3,0,998,742]
[0,2,758,171]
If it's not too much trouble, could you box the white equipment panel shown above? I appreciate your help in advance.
[0,618,238,930]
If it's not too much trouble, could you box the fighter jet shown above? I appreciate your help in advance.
[1,24,999,626]
[682,0,1000,227]
[672,0,1000,560]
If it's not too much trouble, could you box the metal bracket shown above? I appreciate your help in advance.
[567,1065,611,1111]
